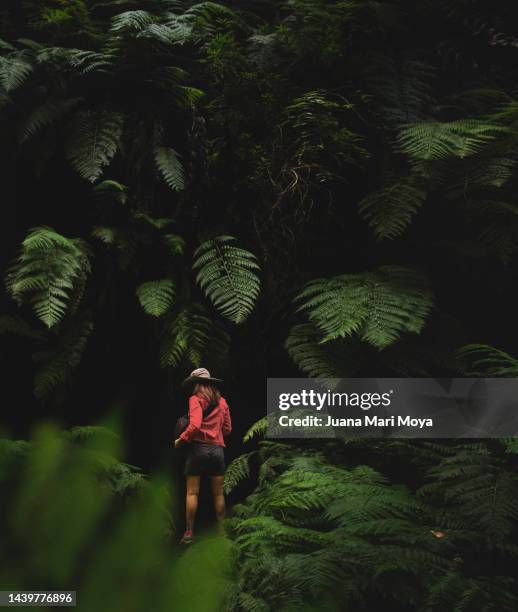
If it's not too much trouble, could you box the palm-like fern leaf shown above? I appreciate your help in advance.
[296,266,433,349]
[358,181,427,240]
[33,316,93,398]
[193,236,261,324]
[285,323,355,378]
[397,120,506,160]
[6,227,91,328]
[0,55,33,92]
[66,111,124,182]
[19,98,82,144]
[159,302,230,368]
[224,452,255,494]
[243,417,268,443]
[154,146,185,191]
[110,10,157,33]
[456,344,518,376]
[136,279,176,317]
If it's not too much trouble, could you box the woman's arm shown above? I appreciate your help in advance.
[179,396,203,443]
[222,399,232,437]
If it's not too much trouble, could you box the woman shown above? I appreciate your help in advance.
[174,368,232,544]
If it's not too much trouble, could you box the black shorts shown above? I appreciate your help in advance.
[184,443,225,476]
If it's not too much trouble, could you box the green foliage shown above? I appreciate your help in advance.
[397,120,506,161]
[193,236,261,324]
[285,323,353,378]
[33,315,93,399]
[228,440,518,611]
[224,451,254,494]
[0,425,229,611]
[154,146,185,192]
[0,53,33,93]
[6,227,91,328]
[19,98,82,144]
[296,266,433,348]
[136,279,176,317]
[456,344,518,376]
[66,111,124,182]
[159,302,230,369]
[358,180,427,240]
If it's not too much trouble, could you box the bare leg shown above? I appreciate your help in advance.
[211,475,226,530]
[185,475,200,532]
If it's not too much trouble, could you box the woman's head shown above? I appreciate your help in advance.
[194,383,221,405]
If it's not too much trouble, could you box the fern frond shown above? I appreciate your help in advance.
[132,211,174,229]
[358,181,427,240]
[285,323,354,378]
[33,316,93,398]
[92,180,128,205]
[136,279,176,317]
[456,344,518,376]
[154,146,185,191]
[19,98,81,144]
[296,266,433,348]
[366,57,434,124]
[224,452,255,494]
[159,302,230,368]
[0,55,33,92]
[110,10,156,33]
[243,417,268,443]
[163,234,186,255]
[66,111,124,182]
[397,120,506,160]
[193,235,261,324]
[6,227,91,328]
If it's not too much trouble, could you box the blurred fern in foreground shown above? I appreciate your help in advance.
[0,424,230,612]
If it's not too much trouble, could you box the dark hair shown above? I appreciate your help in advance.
[193,383,221,406]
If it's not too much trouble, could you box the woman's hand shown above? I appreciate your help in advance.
[174,438,184,449]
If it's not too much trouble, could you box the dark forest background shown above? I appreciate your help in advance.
[2,1,518,610]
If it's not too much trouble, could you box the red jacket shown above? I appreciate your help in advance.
[179,395,232,446]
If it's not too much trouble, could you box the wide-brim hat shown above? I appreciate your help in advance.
[182,367,223,387]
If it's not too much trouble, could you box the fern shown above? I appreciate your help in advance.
[397,120,506,160]
[422,448,518,539]
[224,452,255,494]
[154,146,185,191]
[19,98,82,144]
[296,266,433,348]
[243,417,268,443]
[92,180,128,205]
[285,323,356,379]
[193,235,261,324]
[163,234,186,255]
[159,302,230,368]
[358,181,427,240]
[366,56,435,124]
[110,10,157,33]
[66,111,124,182]
[6,227,91,328]
[33,316,93,398]
[456,344,518,376]
[136,279,175,317]
[0,54,33,92]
